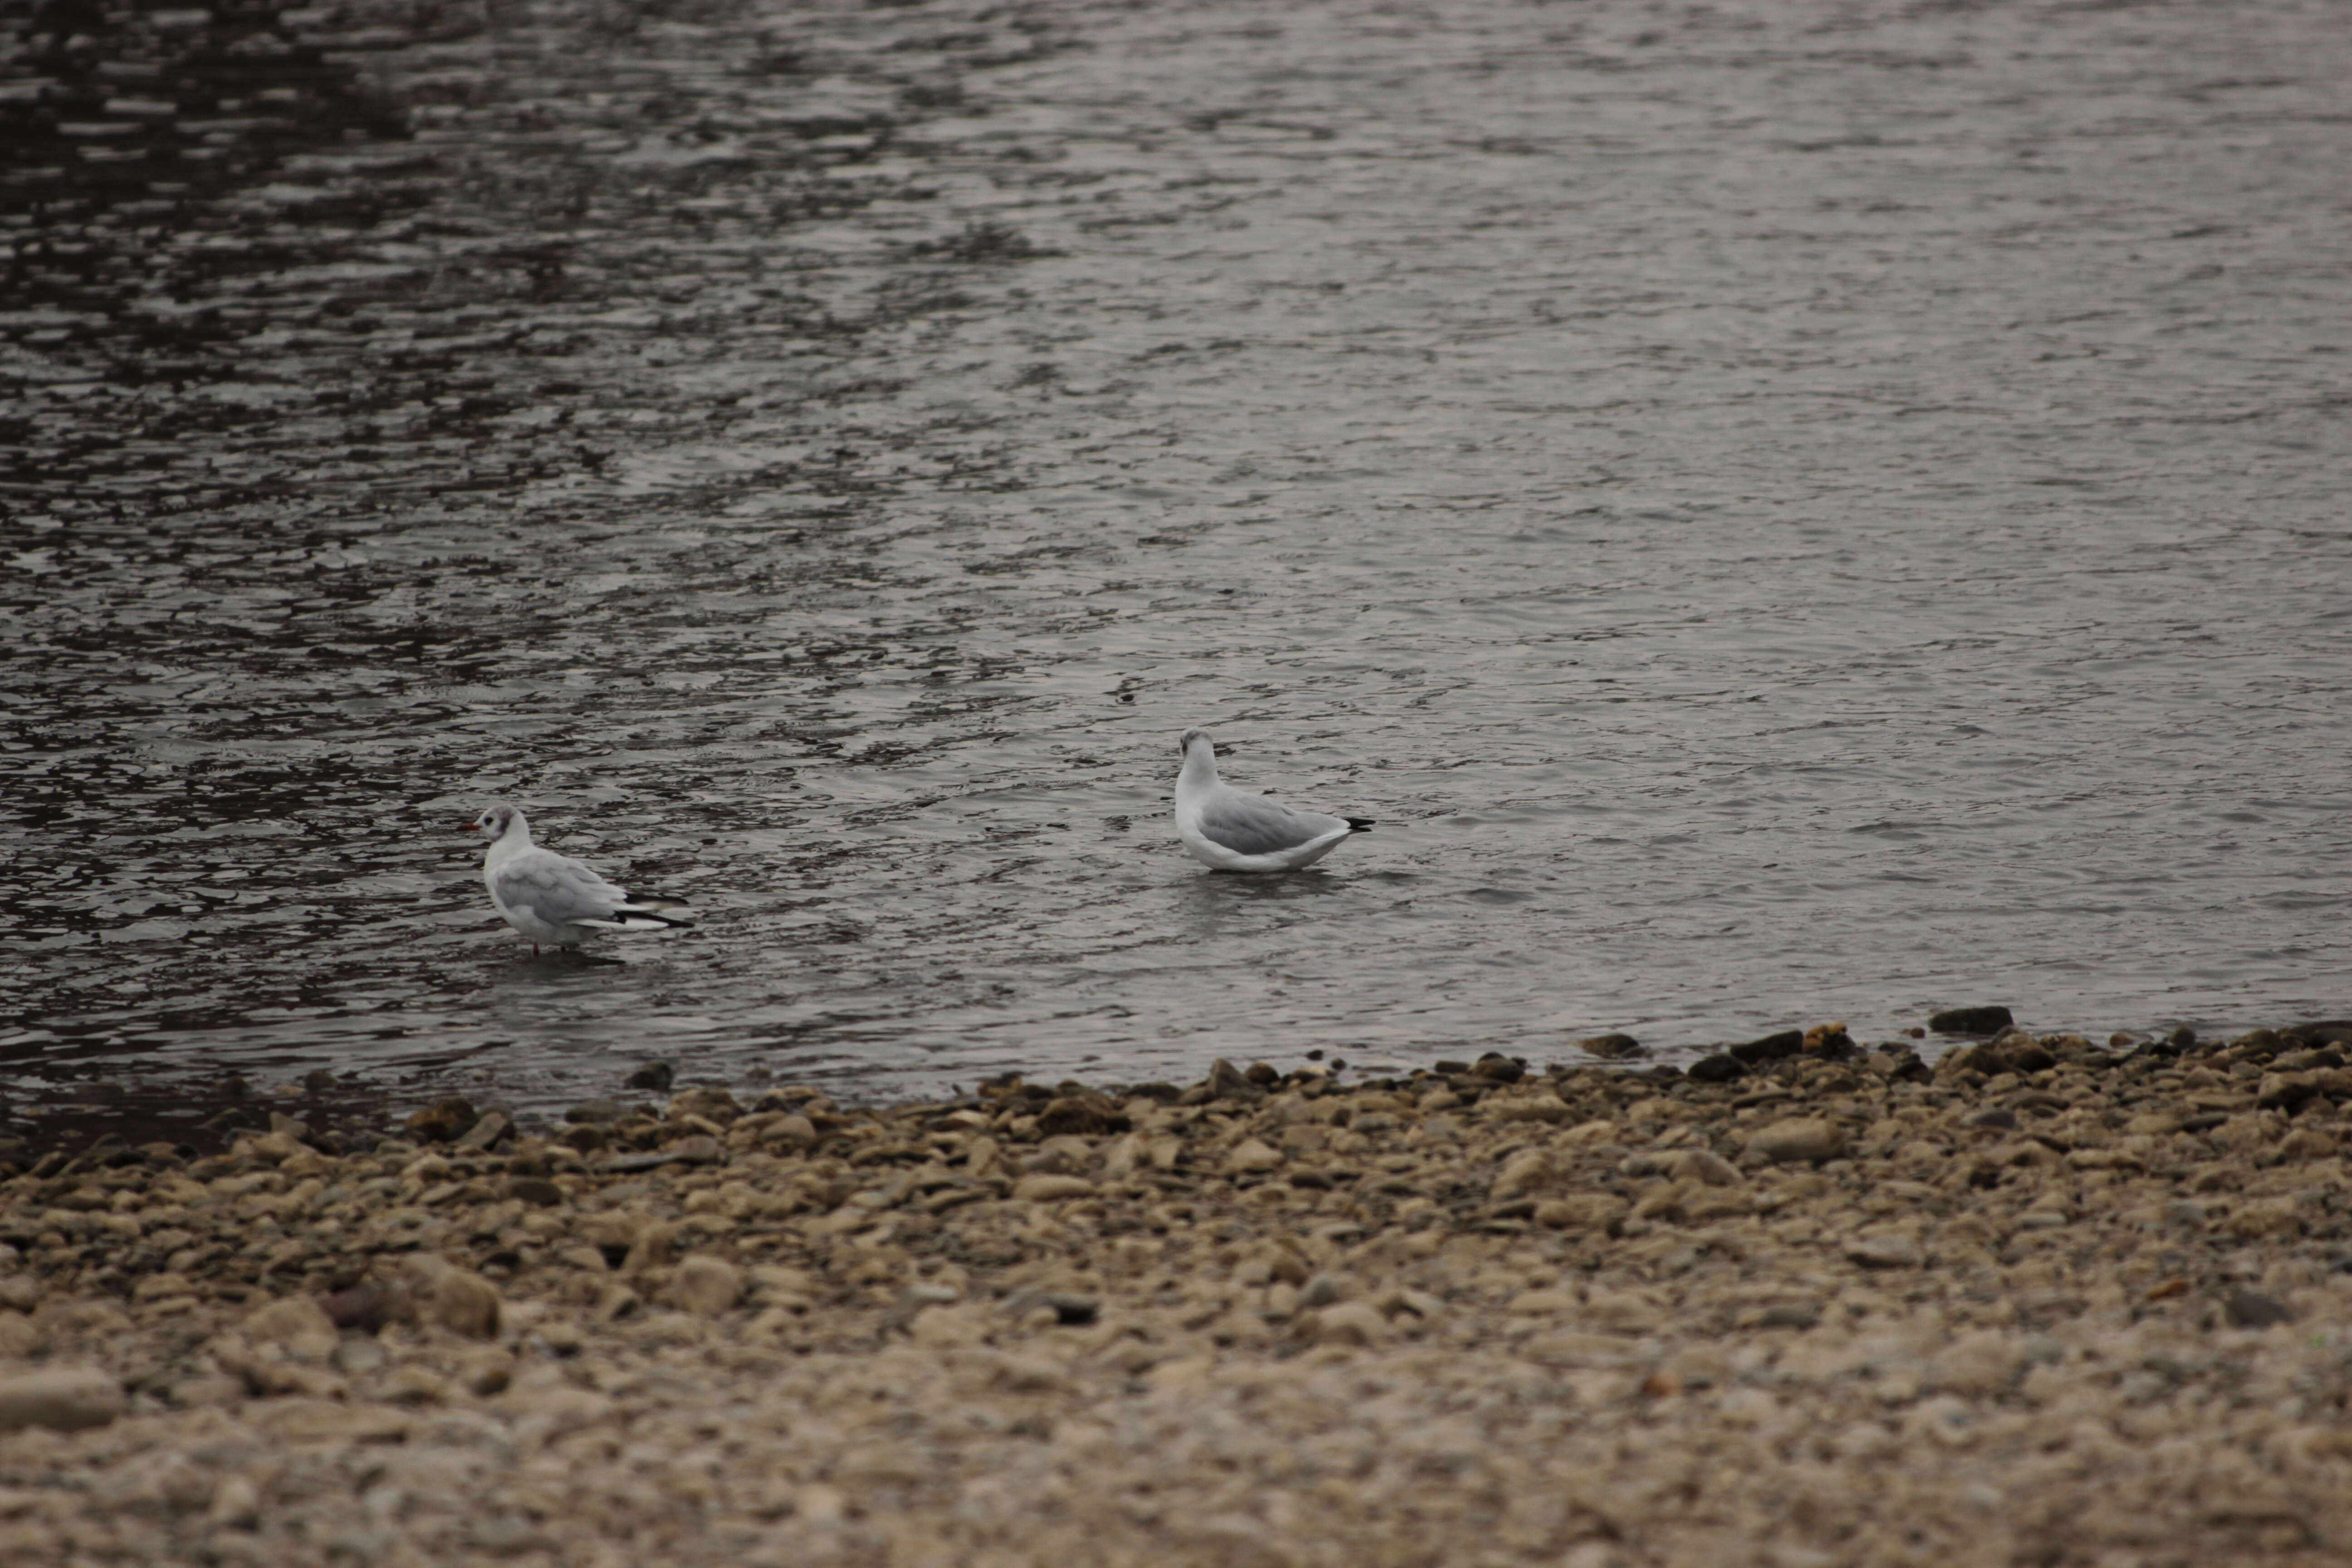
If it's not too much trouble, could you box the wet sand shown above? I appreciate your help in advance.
[3,1024,2350,1566]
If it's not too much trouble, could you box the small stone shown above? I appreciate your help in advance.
[1035,1092,1124,1137]
[208,1473,261,1530]
[0,1367,125,1434]
[666,1087,741,1122]
[320,1281,390,1334]
[1748,1118,1845,1164]
[1491,1149,1556,1199]
[1929,1330,2025,1396]
[1577,1034,1644,1060]
[1534,1194,1627,1234]
[453,1109,513,1151]
[2257,1073,2321,1113]
[1866,1047,1931,1083]
[133,1272,197,1302]
[1487,1091,1573,1122]
[1014,1174,1097,1202]
[1225,1138,1284,1175]
[1207,1058,1264,1103]
[1311,1300,1387,1346]
[510,1176,565,1207]
[1470,1052,1526,1082]
[252,1399,412,1445]
[1757,1303,1821,1330]
[1730,1030,1803,1064]
[2224,1288,2295,1329]
[626,1061,676,1092]
[390,1255,503,1339]
[1046,1293,1099,1326]
[1929,1005,2014,1036]
[765,1114,818,1149]
[245,1296,338,1360]
[1801,1022,1857,1059]
[2228,1196,2304,1240]
[665,1255,744,1317]
[1662,1148,1742,1187]
[1686,1053,1746,1083]
[459,1348,515,1396]
[1300,1273,1350,1308]
[405,1097,478,1143]
[1843,1233,1924,1269]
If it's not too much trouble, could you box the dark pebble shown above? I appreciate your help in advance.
[1867,1047,1931,1083]
[1576,1034,1645,1060]
[1801,1024,1858,1060]
[1730,1030,1802,1064]
[1928,1005,2014,1036]
[320,1281,389,1333]
[404,1098,479,1144]
[2224,1288,2295,1330]
[1686,1053,1747,1083]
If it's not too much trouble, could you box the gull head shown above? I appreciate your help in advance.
[1179,728,1212,755]
[466,804,524,838]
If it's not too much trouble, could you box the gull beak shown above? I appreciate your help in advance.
[460,819,481,832]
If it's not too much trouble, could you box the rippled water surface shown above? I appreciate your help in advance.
[7,0,2351,1136]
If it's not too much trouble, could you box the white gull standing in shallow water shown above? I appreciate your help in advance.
[1173,728,1373,872]
[466,804,694,951]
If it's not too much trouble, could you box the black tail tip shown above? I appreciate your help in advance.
[1345,817,1375,833]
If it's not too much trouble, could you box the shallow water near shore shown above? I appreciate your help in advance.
[5,0,2351,1138]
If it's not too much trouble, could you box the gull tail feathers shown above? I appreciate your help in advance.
[1343,817,1375,833]
[572,896,694,932]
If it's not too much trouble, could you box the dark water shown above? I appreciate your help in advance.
[6,0,2351,1143]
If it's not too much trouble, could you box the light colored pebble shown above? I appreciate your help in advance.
[0,1366,123,1434]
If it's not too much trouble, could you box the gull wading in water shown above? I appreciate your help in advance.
[1173,728,1373,872]
[466,804,693,952]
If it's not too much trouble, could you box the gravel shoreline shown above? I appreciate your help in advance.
[4,1025,2351,1566]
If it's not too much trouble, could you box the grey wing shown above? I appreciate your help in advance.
[1198,789,1348,857]
[494,849,629,926]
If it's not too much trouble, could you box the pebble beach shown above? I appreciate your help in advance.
[4,1024,2352,1567]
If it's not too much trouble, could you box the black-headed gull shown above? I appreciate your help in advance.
[1173,729,1373,872]
[466,804,693,951]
